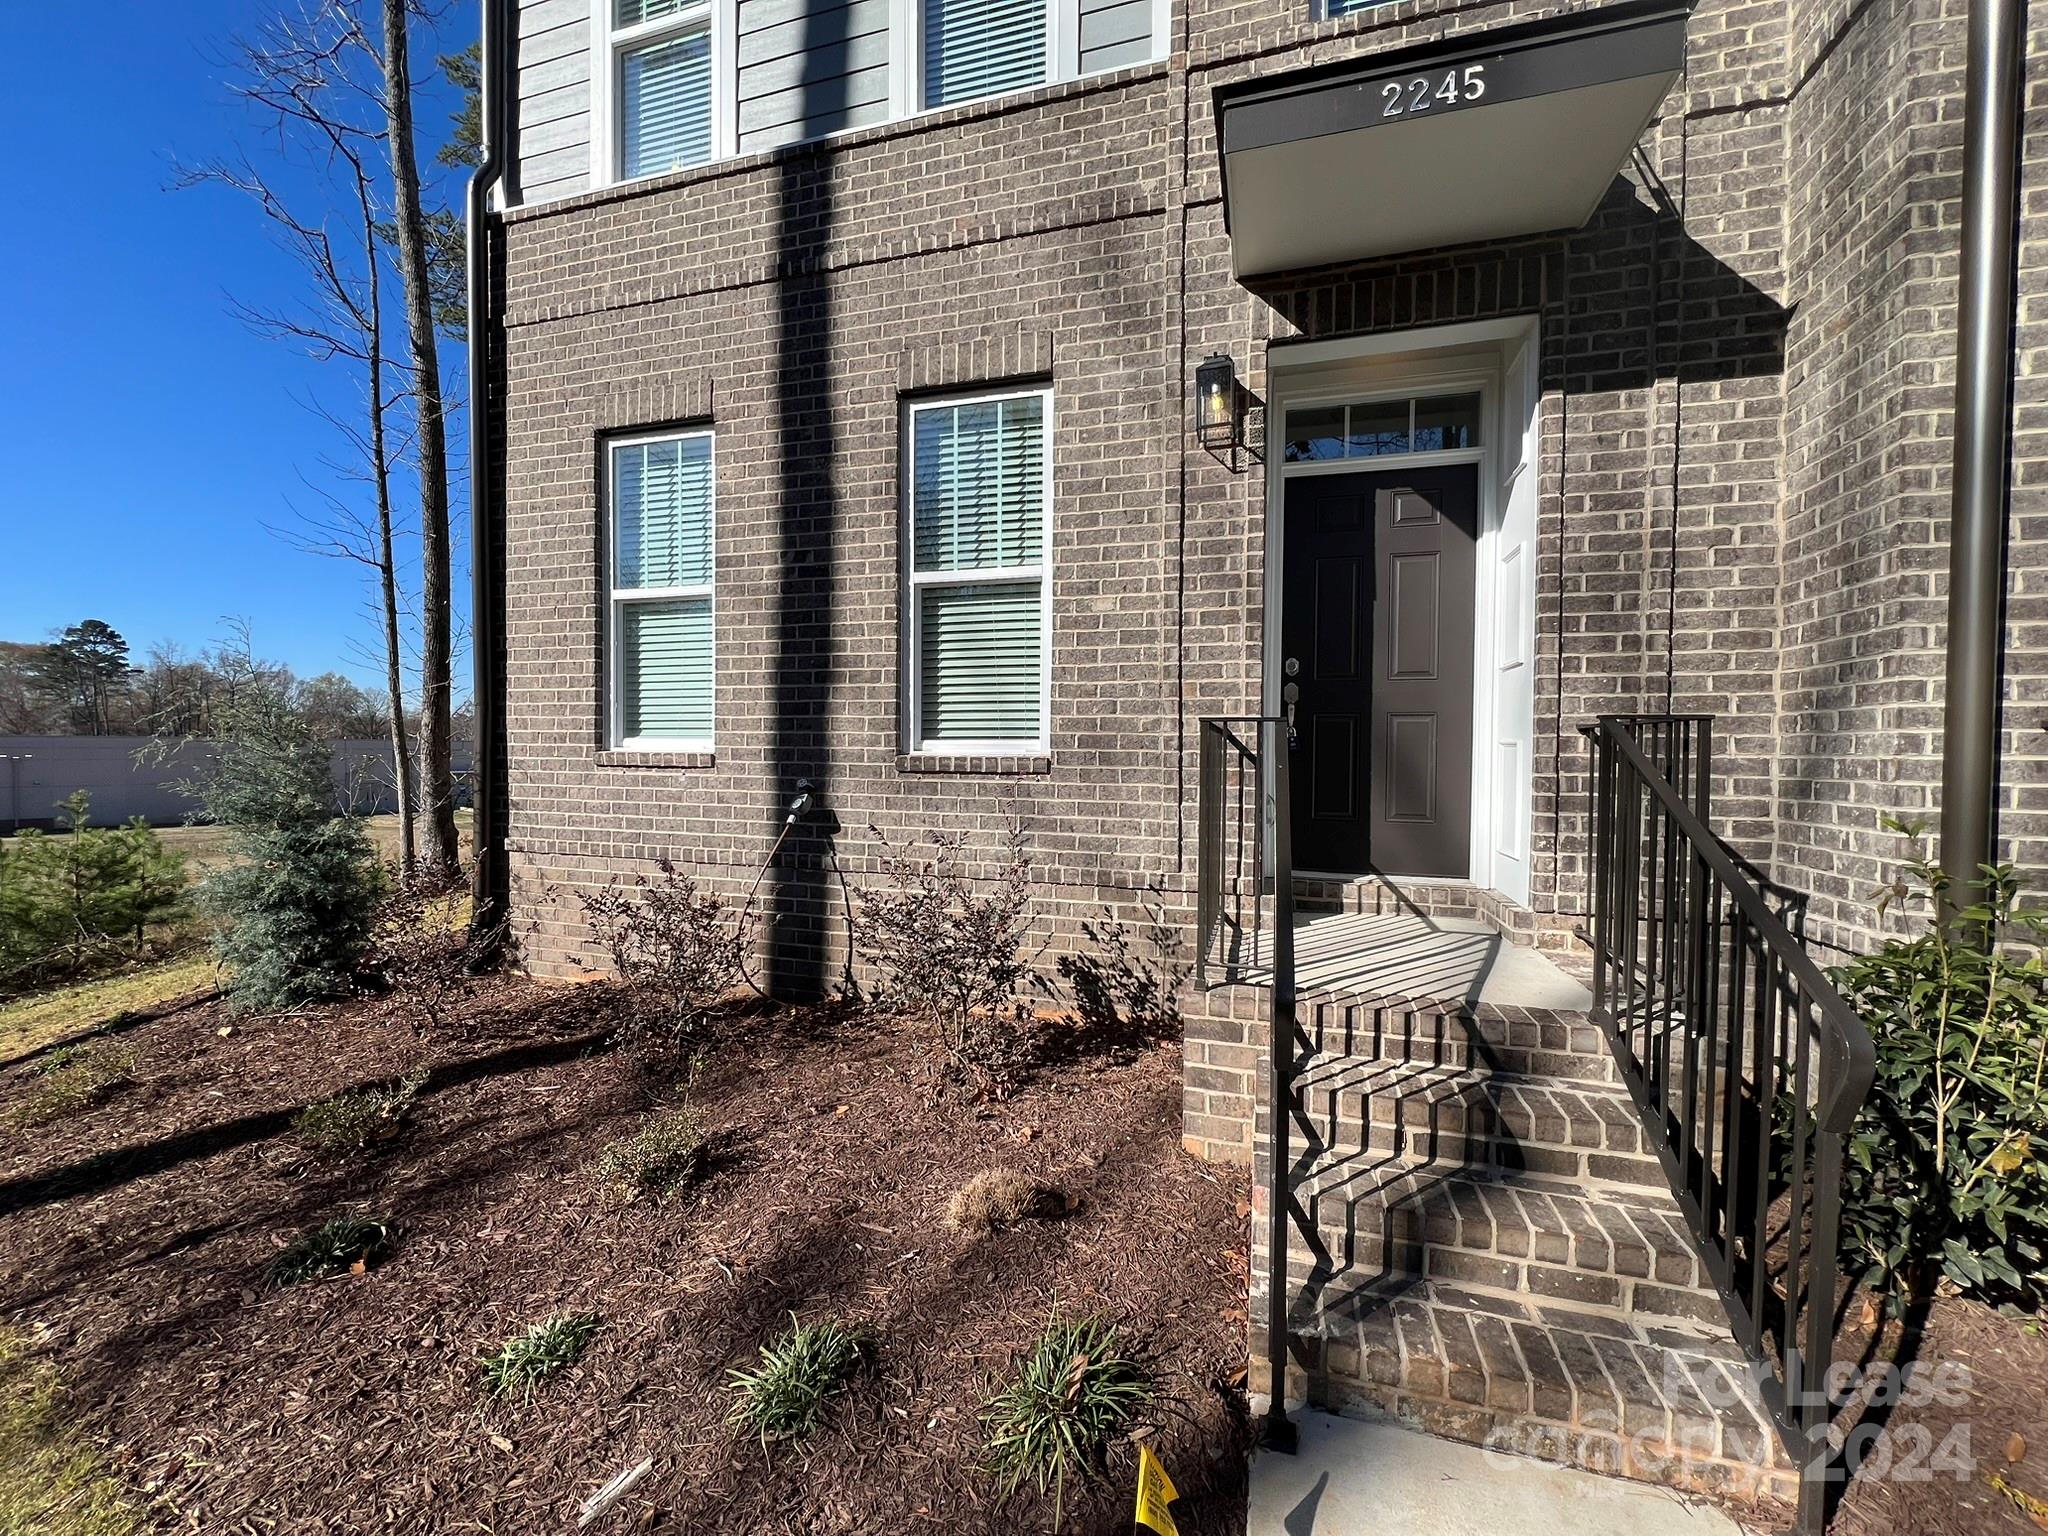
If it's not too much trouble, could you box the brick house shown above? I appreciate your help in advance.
[464,0,2040,1520]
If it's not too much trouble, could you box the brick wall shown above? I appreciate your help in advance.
[492,0,2044,996]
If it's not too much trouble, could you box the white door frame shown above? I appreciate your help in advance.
[1262,315,1541,902]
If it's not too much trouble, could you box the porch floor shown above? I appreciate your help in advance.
[1237,911,1594,1012]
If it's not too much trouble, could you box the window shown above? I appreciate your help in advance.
[1282,390,1482,463]
[608,429,716,748]
[923,0,1050,108]
[904,389,1052,750]
[608,0,714,182]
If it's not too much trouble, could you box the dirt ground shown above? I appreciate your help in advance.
[0,977,1252,1534]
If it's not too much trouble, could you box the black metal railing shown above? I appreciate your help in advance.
[1584,716,1876,1535]
[1195,716,1298,1451]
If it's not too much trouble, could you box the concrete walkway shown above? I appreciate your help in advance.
[1249,1413,1747,1536]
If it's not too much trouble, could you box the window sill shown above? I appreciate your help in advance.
[897,752,1052,776]
[596,748,716,769]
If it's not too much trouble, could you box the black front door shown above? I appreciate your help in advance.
[1281,463,1479,877]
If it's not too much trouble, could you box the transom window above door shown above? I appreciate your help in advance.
[1282,390,1483,463]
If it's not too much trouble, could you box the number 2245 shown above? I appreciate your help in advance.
[1380,64,1486,116]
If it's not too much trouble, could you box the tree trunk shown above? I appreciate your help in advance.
[357,161,417,882]
[381,0,458,876]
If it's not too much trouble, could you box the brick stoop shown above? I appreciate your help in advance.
[1206,981,1798,1513]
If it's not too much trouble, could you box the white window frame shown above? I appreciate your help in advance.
[589,0,738,190]
[901,385,1055,755]
[606,426,718,751]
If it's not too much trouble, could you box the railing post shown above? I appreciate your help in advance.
[1260,715,1298,1452]
[1196,724,1220,988]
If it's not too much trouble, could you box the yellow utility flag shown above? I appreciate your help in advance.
[1134,1442,1181,1536]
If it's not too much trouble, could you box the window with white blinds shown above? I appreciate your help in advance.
[905,390,1051,749]
[922,0,1049,108]
[609,430,716,747]
[610,0,713,183]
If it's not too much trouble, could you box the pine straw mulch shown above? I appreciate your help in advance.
[0,975,1253,1534]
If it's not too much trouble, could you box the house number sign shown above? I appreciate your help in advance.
[1377,64,1487,117]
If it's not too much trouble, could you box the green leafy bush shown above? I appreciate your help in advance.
[0,792,185,989]
[725,1316,867,1449]
[269,1214,394,1288]
[593,1108,709,1201]
[173,652,383,1013]
[291,1069,428,1157]
[981,1313,1149,1525]
[1831,821,2048,1310]
[481,1313,601,1400]
[11,1043,139,1128]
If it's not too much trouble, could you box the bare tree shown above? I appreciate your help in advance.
[377,0,459,876]
[178,8,419,878]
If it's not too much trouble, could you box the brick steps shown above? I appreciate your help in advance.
[1298,996,1619,1086]
[1289,1054,1664,1191]
[1298,1279,1796,1506]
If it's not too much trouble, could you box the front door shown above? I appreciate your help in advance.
[1281,464,1479,877]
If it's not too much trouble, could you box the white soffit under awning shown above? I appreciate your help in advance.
[1217,1,1690,278]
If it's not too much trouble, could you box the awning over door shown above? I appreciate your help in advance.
[1216,0,1689,277]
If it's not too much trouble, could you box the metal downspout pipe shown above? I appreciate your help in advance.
[1938,0,2024,904]
[467,0,510,938]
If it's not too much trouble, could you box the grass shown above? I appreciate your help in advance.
[481,1314,602,1401]
[593,1108,710,1201]
[269,1215,395,1288]
[725,1317,868,1449]
[0,810,472,878]
[981,1314,1150,1527]
[0,1327,138,1536]
[292,1069,429,1157]
[0,951,215,1064]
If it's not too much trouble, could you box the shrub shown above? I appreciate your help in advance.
[291,1068,428,1157]
[725,1316,867,1450]
[982,1313,1150,1526]
[269,1214,394,1288]
[0,792,186,989]
[371,877,502,1035]
[946,1168,1068,1236]
[171,650,383,1013]
[579,860,750,1045]
[593,1108,710,1201]
[853,824,1044,1086]
[1830,820,2048,1311]
[12,1043,139,1128]
[481,1313,601,1400]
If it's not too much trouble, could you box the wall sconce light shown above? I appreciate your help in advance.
[1195,353,1242,453]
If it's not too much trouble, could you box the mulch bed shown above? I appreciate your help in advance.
[0,977,1253,1533]
[1830,1296,2048,1536]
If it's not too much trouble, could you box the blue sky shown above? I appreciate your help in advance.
[0,3,474,696]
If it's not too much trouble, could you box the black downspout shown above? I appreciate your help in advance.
[1938,0,2023,906]
[467,0,510,939]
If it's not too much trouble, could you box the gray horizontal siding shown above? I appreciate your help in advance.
[736,0,891,153]
[515,0,591,202]
[1078,0,1151,75]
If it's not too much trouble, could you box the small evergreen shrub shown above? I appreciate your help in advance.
[982,1313,1150,1526]
[291,1069,428,1157]
[12,1043,139,1127]
[579,860,750,1045]
[725,1316,867,1449]
[852,824,1044,1086]
[269,1214,394,1288]
[481,1313,601,1400]
[593,1109,710,1201]
[171,652,383,1013]
[1830,821,2048,1311]
[0,792,185,989]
